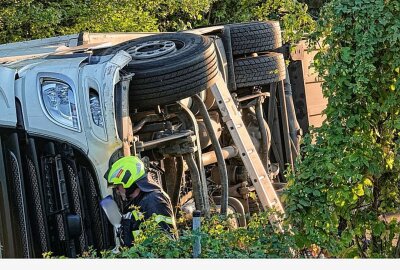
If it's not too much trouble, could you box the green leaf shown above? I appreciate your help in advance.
[340,47,352,63]
[372,222,386,237]
[353,183,364,197]
[313,190,321,196]
[299,199,311,207]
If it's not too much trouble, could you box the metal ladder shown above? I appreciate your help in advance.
[210,73,286,232]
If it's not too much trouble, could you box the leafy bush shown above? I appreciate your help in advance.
[64,211,294,259]
[0,0,213,43]
[0,0,314,44]
[94,213,292,258]
[285,0,400,258]
[297,0,330,17]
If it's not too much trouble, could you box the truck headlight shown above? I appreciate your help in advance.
[89,91,104,128]
[41,80,80,131]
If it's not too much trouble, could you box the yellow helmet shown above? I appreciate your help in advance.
[104,156,146,188]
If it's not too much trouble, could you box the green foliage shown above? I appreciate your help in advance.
[285,0,400,258]
[0,0,214,43]
[136,0,215,31]
[65,0,159,34]
[195,212,293,258]
[72,211,293,259]
[0,0,314,44]
[67,0,215,33]
[298,1,330,17]
[0,0,76,43]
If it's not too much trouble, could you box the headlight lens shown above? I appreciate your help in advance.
[89,92,104,128]
[41,80,80,131]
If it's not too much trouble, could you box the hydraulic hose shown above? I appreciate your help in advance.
[193,94,229,215]
[174,103,210,216]
[255,97,271,174]
[183,153,204,211]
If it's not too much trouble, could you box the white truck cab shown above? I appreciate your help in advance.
[2,45,136,197]
[0,39,138,257]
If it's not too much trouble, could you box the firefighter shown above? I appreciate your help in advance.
[104,155,177,247]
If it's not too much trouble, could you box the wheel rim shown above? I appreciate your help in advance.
[127,40,178,59]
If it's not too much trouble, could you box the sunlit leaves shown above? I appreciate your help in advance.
[286,0,400,258]
[0,0,214,43]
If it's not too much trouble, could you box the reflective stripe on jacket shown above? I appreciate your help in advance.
[120,189,177,247]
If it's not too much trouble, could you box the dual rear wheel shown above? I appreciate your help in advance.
[96,21,285,109]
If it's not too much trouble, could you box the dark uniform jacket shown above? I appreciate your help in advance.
[120,176,176,247]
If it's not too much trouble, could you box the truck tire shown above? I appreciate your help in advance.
[228,21,282,56]
[234,52,286,88]
[98,33,219,110]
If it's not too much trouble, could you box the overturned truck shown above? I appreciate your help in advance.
[0,21,321,258]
